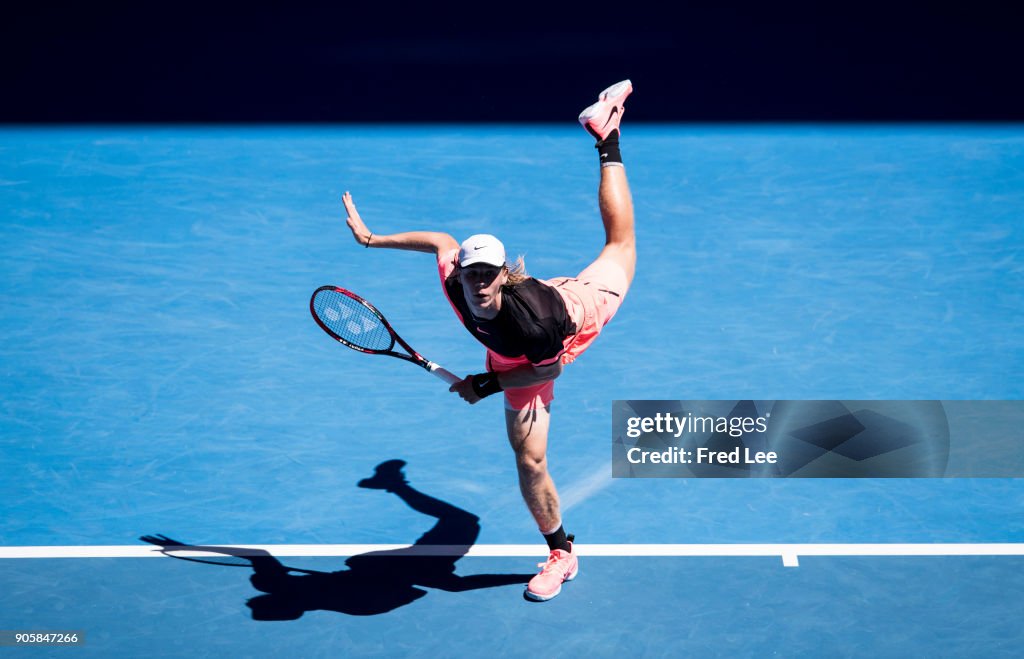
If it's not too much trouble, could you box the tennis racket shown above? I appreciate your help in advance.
[310,285,461,386]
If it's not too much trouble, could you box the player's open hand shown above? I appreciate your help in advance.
[342,191,373,247]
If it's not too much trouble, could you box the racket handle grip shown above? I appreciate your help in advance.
[427,363,462,386]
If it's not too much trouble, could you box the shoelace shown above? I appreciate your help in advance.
[536,551,569,575]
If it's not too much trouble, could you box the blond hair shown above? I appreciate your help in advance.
[504,255,529,287]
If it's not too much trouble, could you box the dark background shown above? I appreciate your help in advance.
[3,2,1022,122]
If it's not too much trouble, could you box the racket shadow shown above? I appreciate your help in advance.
[141,459,533,619]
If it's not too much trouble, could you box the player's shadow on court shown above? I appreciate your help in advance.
[141,459,531,619]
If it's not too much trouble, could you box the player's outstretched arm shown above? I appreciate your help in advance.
[343,191,459,255]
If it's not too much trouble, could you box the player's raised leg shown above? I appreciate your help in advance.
[579,80,636,285]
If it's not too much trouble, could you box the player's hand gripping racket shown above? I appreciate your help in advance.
[310,286,461,386]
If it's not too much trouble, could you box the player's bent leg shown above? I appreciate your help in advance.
[503,405,561,532]
[504,404,579,602]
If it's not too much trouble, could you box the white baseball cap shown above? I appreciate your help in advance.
[459,234,506,268]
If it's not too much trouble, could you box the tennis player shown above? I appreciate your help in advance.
[342,81,635,601]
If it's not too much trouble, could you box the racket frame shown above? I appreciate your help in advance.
[310,285,460,385]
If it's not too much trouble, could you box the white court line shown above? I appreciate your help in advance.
[2,544,1024,567]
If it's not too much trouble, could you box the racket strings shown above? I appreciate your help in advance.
[313,289,393,351]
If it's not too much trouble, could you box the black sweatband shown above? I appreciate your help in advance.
[470,372,504,399]
[596,129,622,165]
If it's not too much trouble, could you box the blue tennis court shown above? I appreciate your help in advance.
[2,125,1022,656]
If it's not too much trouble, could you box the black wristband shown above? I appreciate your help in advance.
[470,372,504,399]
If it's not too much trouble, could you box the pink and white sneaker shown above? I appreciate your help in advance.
[525,538,578,601]
[578,80,633,141]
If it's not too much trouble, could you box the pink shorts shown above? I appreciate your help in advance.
[491,257,630,410]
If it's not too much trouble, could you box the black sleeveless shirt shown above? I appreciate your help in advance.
[444,274,577,364]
